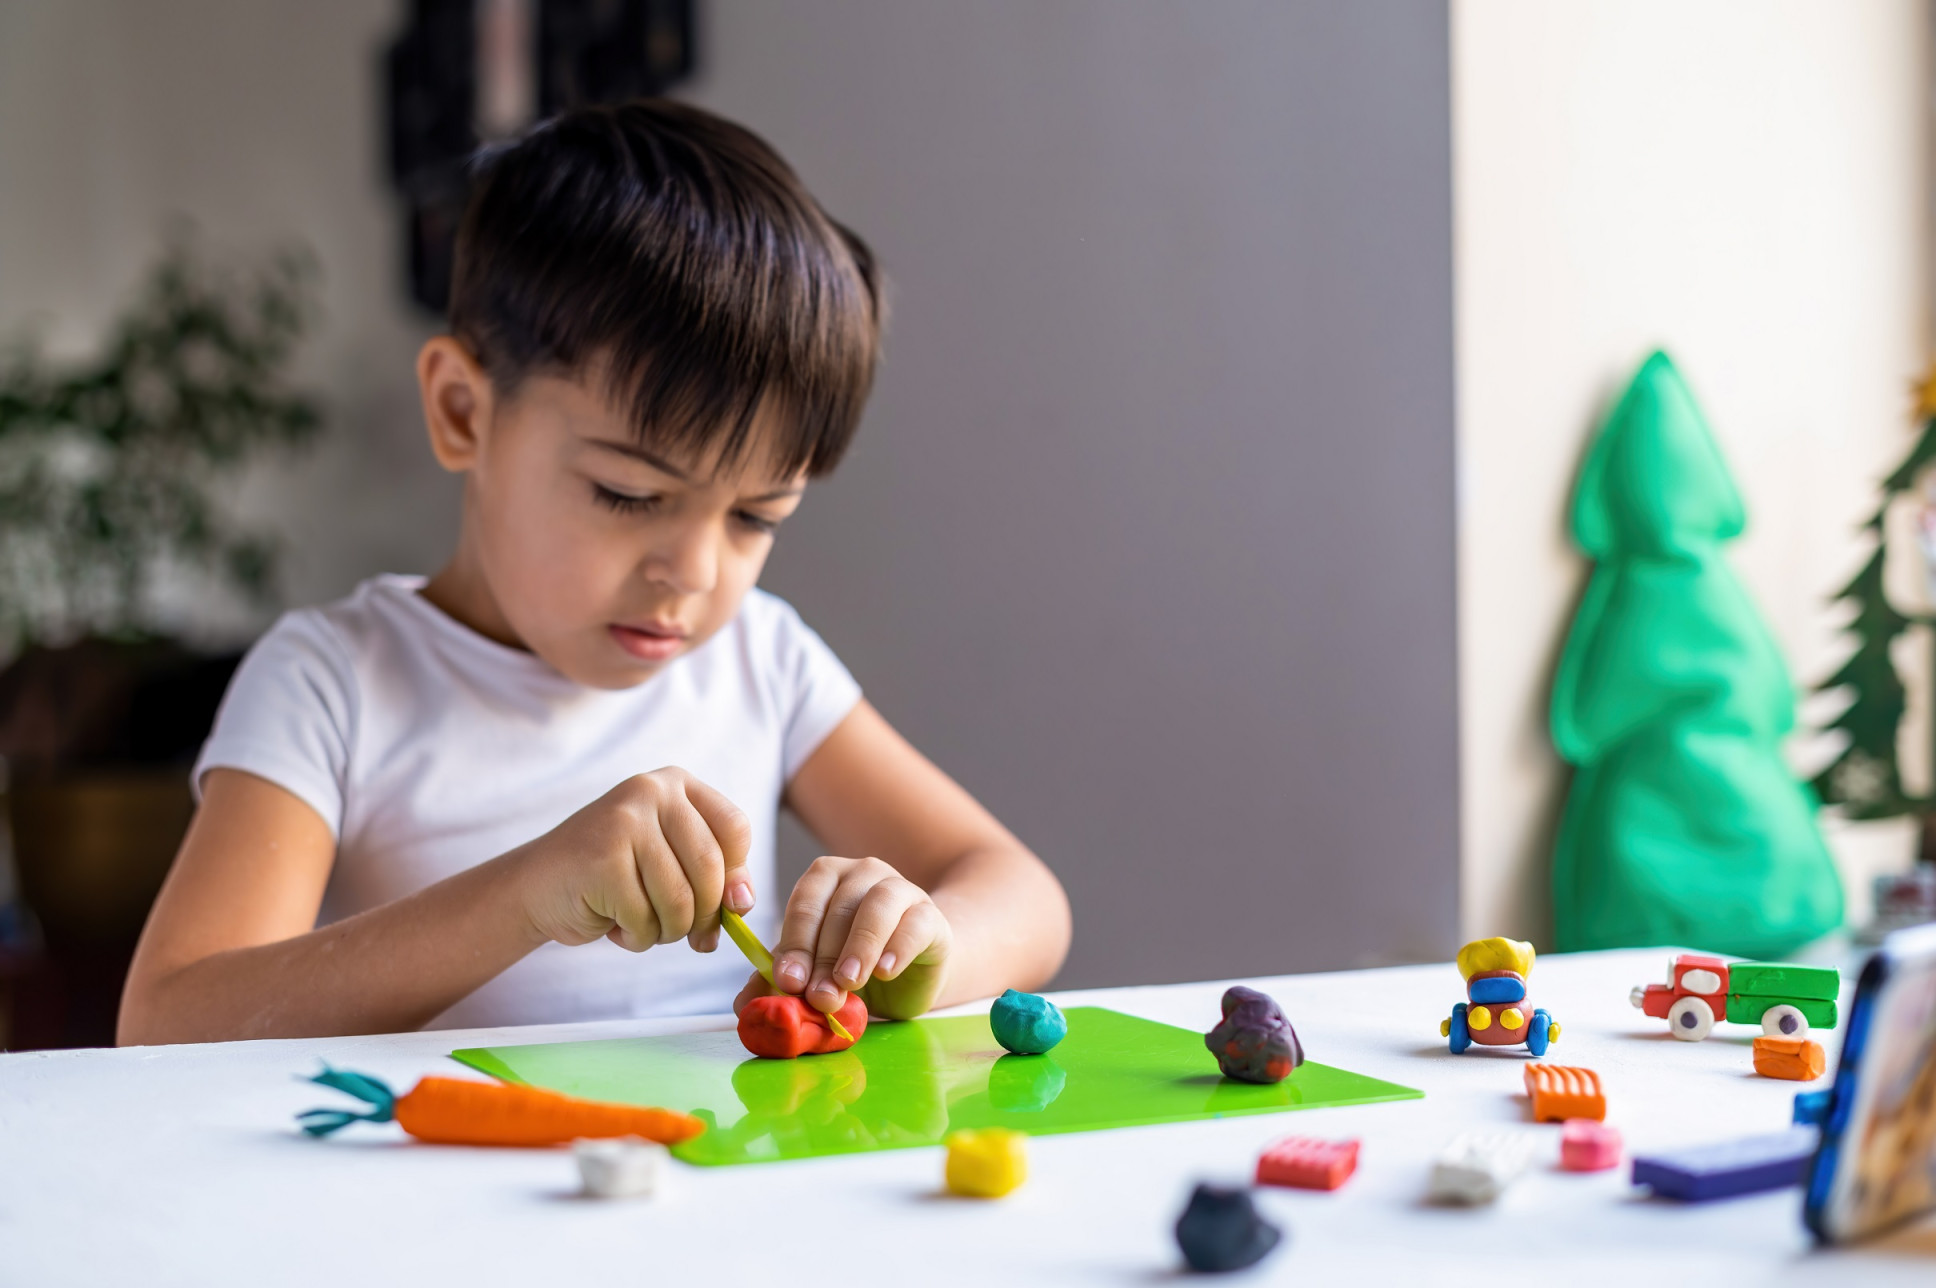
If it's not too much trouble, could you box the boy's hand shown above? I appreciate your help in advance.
[517,769,755,954]
[743,855,951,1022]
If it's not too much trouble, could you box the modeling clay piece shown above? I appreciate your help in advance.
[1442,938,1558,1056]
[737,993,868,1059]
[297,1066,705,1146]
[1174,1184,1283,1273]
[944,1128,1028,1198]
[989,988,1068,1055]
[1629,954,1839,1041]
[1524,1063,1606,1122]
[1630,1127,1819,1201]
[1255,1136,1359,1191]
[1559,1119,1623,1172]
[1204,986,1303,1084]
[1792,1089,1833,1126]
[574,1137,667,1198]
[1752,1035,1826,1081]
[1427,1133,1537,1205]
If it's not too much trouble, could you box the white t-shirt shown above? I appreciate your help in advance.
[192,574,862,1029]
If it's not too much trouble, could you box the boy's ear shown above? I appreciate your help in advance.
[417,336,496,473]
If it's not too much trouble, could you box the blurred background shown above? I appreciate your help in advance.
[0,0,1927,1048]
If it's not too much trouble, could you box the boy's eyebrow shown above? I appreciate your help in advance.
[587,437,692,479]
[585,437,804,500]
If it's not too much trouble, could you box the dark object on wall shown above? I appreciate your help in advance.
[385,0,697,313]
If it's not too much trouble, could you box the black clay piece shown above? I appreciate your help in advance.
[1204,985,1304,1084]
[1174,1183,1283,1273]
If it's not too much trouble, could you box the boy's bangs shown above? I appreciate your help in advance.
[450,100,882,479]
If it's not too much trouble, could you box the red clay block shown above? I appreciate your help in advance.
[1559,1118,1622,1172]
[1524,1063,1605,1122]
[1752,1036,1825,1081]
[737,994,868,1058]
[1255,1136,1359,1191]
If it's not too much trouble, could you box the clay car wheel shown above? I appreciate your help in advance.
[1760,1004,1809,1039]
[1667,995,1715,1042]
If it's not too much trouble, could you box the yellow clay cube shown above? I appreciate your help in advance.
[945,1128,1028,1198]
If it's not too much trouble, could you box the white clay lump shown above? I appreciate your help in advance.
[574,1137,668,1199]
[1427,1132,1536,1205]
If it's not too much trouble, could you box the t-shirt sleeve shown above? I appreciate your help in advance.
[761,595,863,782]
[192,609,357,838]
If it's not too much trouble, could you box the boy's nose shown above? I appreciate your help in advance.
[642,524,719,594]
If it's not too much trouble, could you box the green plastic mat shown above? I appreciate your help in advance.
[451,1006,1422,1166]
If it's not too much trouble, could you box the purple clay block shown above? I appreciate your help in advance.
[1204,986,1304,1084]
[1630,1127,1820,1202]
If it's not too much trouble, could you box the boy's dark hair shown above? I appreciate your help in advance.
[449,100,882,478]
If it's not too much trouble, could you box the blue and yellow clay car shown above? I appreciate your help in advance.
[1440,937,1559,1057]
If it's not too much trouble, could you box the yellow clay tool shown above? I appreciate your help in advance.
[719,908,855,1043]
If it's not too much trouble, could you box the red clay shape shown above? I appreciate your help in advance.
[737,993,869,1058]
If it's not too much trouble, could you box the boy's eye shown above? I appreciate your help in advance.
[592,483,660,515]
[733,510,780,536]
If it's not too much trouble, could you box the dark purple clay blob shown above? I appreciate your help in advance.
[1204,985,1304,1084]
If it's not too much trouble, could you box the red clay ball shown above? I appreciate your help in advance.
[737,993,869,1058]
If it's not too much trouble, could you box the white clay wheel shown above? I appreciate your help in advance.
[1760,1004,1810,1039]
[1667,995,1715,1042]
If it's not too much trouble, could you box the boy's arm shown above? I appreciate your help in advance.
[777,700,1071,1019]
[120,766,754,1045]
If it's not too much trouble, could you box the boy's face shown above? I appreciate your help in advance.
[440,356,807,689]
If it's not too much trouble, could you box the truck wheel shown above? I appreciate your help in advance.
[1667,996,1714,1042]
[1760,1004,1809,1039]
[1448,1003,1471,1054]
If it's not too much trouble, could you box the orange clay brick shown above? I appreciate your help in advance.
[1524,1063,1605,1123]
[1255,1136,1360,1191]
[1752,1036,1826,1082]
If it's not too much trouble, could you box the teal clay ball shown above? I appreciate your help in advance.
[989,989,1067,1055]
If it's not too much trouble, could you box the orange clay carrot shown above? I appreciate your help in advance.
[298,1066,705,1147]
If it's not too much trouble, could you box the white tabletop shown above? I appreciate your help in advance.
[3,947,1931,1286]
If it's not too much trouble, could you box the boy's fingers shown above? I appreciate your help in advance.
[600,867,661,952]
[631,825,695,946]
[806,870,890,1011]
[873,902,946,980]
[775,858,845,994]
[829,880,923,991]
[658,791,725,950]
[681,775,756,914]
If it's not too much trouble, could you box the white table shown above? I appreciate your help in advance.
[3,948,1931,1286]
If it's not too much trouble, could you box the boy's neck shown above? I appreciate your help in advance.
[421,540,525,652]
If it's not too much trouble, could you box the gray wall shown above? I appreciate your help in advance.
[0,0,1460,987]
[688,1,1460,987]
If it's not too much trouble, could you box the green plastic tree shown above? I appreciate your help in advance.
[1550,351,1843,956]
[1812,365,1936,820]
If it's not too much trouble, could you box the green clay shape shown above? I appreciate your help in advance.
[1551,351,1842,956]
[989,989,1067,1055]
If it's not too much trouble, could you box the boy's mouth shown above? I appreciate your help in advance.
[609,621,689,663]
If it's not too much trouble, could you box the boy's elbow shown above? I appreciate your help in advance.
[1021,853,1073,991]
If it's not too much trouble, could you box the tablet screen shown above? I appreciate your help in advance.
[1818,938,1936,1240]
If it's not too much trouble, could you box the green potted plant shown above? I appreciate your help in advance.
[0,239,321,1044]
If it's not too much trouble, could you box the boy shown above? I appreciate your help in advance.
[117,101,1071,1043]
